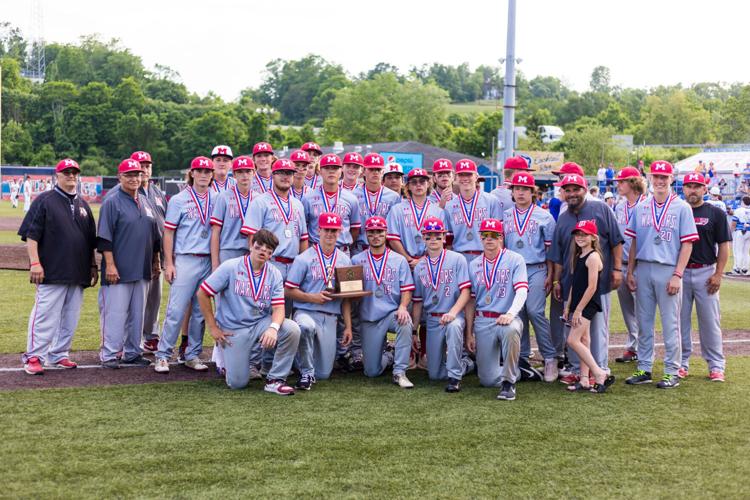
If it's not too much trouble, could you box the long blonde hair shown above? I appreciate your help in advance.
[569,232,603,271]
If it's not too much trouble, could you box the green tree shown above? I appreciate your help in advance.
[720,85,750,143]
[636,90,714,144]
[590,66,611,94]
[1,120,33,164]
[176,111,247,165]
[553,122,627,173]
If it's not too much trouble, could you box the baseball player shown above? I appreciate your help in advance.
[302,153,361,253]
[352,153,401,255]
[465,218,529,400]
[383,163,405,197]
[351,216,416,388]
[18,159,97,375]
[284,212,353,389]
[491,156,530,215]
[624,161,699,389]
[443,159,502,263]
[289,149,312,201]
[428,158,455,208]
[10,178,19,208]
[612,166,648,363]
[679,173,731,382]
[97,159,160,368]
[387,168,447,269]
[22,175,32,212]
[197,229,301,393]
[731,196,750,275]
[502,172,557,381]
[341,152,364,191]
[209,155,255,267]
[411,216,472,392]
[210,145,236,192]
[301,142,323,190]
[154,156,216,373]
[251,142,275,195]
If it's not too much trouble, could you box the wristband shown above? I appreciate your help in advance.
[30,262,40,267]
[672,271,683,279]
[268,322,280,331]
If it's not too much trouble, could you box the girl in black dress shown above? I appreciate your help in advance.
[563,220,615,393]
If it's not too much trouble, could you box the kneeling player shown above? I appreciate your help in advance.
[197,229,300,394]
[465,219,528,401]
[351,216,416,388]
[411,217,471,392]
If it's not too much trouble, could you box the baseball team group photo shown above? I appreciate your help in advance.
[1,0,749,498]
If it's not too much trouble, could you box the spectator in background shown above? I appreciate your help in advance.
[718,177,727,195]
[708,187,727,213]
[637,160,646,177]
[589,186,600,199]
[707,162,716,186]
[603,191,616,210]
[743,162,750,185]
[739,180,749,196]
[605,163,615,190]
[733,162,742,194]
[597,164,607,193]
[695,160,706,175]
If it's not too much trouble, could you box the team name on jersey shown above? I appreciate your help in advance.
[450,207,490,225]
[233,279,272,307]
[363,266,398,283]
[417,268,455,286]
[640,213,677,229]
[473,268,510,297]
[504,219,540,235]
[310,201,352,219]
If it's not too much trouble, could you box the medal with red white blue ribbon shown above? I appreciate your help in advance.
[367,248,390,286]
[651,193,676,233]
[513,205,534,237]
[270,188,292,225]
[256,174,272,193]
[409,199,430,230]
[244,255,267,302]
[291,185,308,201]
[212,178,228,192]
[320,187,339,213]
[483,249,505,291]
[625,194,646,225]
[459,191,479,229]
[188,186,210,226]
[364,187,384,217]
[306,175,319,190]
[426,249,446,290]
[314,244,337,283]
[232,186,251,224]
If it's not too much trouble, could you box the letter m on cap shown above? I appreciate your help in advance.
[485,220,496,228]
[438,160,448,168]
[238,158,248,166]
[459,161,470,169]
[200,159,210,167]
[327,215,338,224]
[64,159,76,166]
[518,175,528,183]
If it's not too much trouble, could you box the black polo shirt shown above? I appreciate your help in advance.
[689,203,732,265]
[18,187,97,287]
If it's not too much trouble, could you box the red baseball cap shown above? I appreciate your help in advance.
[455,159,478,174]
[342,152,364,166]
[272,159,296,172]
[384,163,404,176]
[558,173,587,189]
[552,162,584,176]
[504,156,530,170]
[572,220,598,236]
[510,172,535,188]
[55,158,80,173]
[421,216,446,233]
[319,154,342,168]
[118,158,143,174]
[130,151,152,163]
[290,150,311,164]
[211,145,233,158]
[301,142,322,154]
[363,153,385,169]
[479,218,503,233]
[432,158,453,173]
[650,161,673,176]
[232,156,255,171]
[252,142,274,155]
[190,156,214,170]
[407,168,430,180]
[616,166,640,180]
[318,212,342,229]
[365,216,388,231]
[682,172,707,186]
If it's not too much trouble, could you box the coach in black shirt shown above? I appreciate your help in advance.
[17,159,97,375]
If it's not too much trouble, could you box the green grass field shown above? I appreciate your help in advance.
[448,100,503,115]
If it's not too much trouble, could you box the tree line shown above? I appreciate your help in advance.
[2,24,749,175]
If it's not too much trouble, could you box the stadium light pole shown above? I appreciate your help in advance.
[501,0,517,168]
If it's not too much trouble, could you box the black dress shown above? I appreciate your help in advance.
[568,251,602,321]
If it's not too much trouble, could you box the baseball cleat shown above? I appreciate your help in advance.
[23,356,44,375]
[656,374,680,389]
[709,370,725,382]
[142,338,159,353]
[559,373,580,385]
[295,373,315,391]
[264,379,295,395]
[154,358,170,373]
[54,358,78,369]
[101,359,120,369]
[733,268,741,275]
[615,350,638,363]
[543,359,559,383]
[120,355,152,367]
[184,358,208,371]
[445,377,461,393]
[677,367,689,379]
[625,370,652,385]
[497,381,517,401]
[392,373,414,389]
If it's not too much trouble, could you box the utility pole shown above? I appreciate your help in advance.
[1,65,3,165]
[501,0,517,168]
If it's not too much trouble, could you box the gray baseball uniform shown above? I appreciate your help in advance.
[352,186,401,253]
[303,187,361,251]
[444,191,502,262]
[386,199,446,258]
[210,186,253,262]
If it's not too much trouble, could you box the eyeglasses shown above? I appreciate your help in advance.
[409,178,428,185]
[273,171,294,177]
[59,170,79,177]
[480,232,500,239]
[422,234,443,241]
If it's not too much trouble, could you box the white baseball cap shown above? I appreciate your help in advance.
[603,192,614,199]
[710,186,721,195]
[211,145,234,158]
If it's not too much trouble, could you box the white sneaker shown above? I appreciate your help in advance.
[184,358,208,371]
[393,373,414,389]
[543,358,559,383]
[154,358,170,373]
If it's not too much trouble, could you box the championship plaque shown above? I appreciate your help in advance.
[326,265,372,299]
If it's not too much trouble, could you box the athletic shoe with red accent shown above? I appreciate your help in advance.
[615,350,638,363]
[559,373,580,385]
[142,338,159,353]
[677,367,689,379]
[264,379,295,395]
[24,356,44,375]
[709,370,725,382]
[55,358,78,369]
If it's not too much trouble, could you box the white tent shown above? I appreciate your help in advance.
[675,149,750,174]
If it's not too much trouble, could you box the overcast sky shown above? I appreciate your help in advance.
[2,0,747,100]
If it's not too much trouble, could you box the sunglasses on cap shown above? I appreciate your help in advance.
[480,232,500,240]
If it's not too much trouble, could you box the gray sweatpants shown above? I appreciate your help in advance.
[223,317,300,389]
[519,263,555,360]
[425,314,465,381]
[680,264,725,372]
[142,273,162,342]
[549,295,565,358]
[636,261,682,376]
[295,310,339,380]
[360,313,412,377]
[474,315,522,386]
[99,280,148,362]
[23,284,83,364]
[616,262,639,351]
